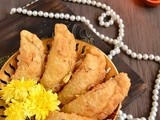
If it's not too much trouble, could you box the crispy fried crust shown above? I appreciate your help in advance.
[45,111,96,120]
[58,47,106,105]
[12,30,46,81]
[62,73,131,119]
[40,24,76,92]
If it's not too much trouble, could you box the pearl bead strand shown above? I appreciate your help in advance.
[9,0,160,120]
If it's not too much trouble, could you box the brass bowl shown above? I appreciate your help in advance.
[0,38,120,120]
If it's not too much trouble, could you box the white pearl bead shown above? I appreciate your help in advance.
[110,9,114,13]
[131,52,137,58]
[108,38,113,44]
[143,54,149,60]
[117,19,123,24]
[127,114,133,119]
[31,1,36,4]
[17,7,22,13]
[27,10,32,16]
[25,3,31,6]
[82,0,86,4]
[150,111,156,117]
[118,116,124,120]
[32,11,38,16]
[149,54,155,60]
[101,4,106,9]
[154,84,160,90]
[108,55,113,60]
[119,23,124,28]
[64,14,70,19]
[76,16,81,21]
[96,32,100,36]
[141,117,146,120]
[77,0,81,3]
[119,110,123,115]
[119,28,124,34]
[86,0,91,5]
[85,19,90,25]
[92,28,96,33]
[155,79,160,84]
[55,13,60,18]
[119,32,124,37]
[101,13,106,17]
[112,14,117,20]
[116,15,120,19]
[113,40,118,45]
[89,24,93,29]
[152,94,159,101]
[148,116,154,120]
[98,16,103,21]
[72,0,77,2]
[100,21,104,26]
[104,36,109,42]
[105,22,110,27]
[126,49,132,55]
[59,13,64,19]
[117,36,122,41]
[70,15,76,21]
[80,16,86,22]
[100,34,105,39]
[111,10,116,15]
[91,1,96,6]
[96,2,101,7]
[152,101,158,107]
[109,20,114,25]
[105,6,111,11]
[110,50,116,56]
[22,9,27,14]
[115,48,121,54]
[122,113,127,119]
[106,11,111,15]
[38,11,43,16]
[10,8,16,14]
[137,54,143,60]
[153,89,159,95]
[151,107,158,113]
[49,13,54,18]
[43,12,49,17]
[122,45,128,51]
[155,56,160,62]
[119,42,124,47]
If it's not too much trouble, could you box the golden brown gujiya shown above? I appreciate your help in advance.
[12,30,46,81]
[40,24,76,92]
[61,73,131,120]
[45,111,96,120]
[58,46,106,105]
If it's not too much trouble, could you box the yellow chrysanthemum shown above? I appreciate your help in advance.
[0,78,36,103]
[1,79,60,120]
[4,100,26,120]
[24,84,61,120]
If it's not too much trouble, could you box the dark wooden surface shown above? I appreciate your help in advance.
[0,0,159,119]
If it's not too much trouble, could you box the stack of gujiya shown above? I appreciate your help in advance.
[12,24,131,120]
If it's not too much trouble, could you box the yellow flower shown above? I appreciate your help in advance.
[1,79,60,120]
[24,84,61,120]
[0,78,36,103]
[4,100,26,120]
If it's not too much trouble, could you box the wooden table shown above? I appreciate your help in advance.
[0,0,160,119]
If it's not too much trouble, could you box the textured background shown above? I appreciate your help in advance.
[0,0,160,119]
